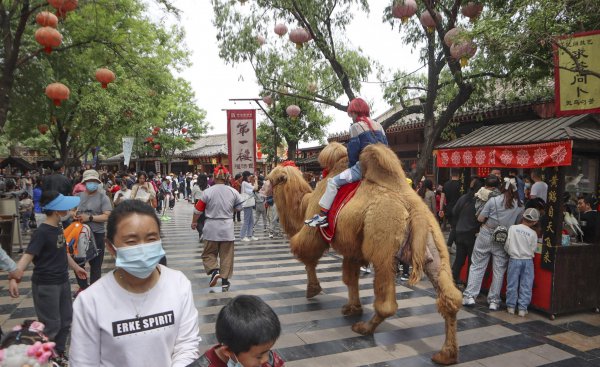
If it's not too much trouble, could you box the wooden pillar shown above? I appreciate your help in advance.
[540,166,566,271]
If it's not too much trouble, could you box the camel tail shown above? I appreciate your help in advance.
[429,215,463,314]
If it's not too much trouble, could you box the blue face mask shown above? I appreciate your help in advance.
[115,240,166,279]
[86,182,99,192]
[227,356,242,367]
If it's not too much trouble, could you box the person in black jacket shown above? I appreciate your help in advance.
[42,161,72,196]
[452,177,483,286]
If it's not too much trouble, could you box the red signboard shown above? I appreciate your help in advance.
[436,140,572,168]
[226,109,257,177]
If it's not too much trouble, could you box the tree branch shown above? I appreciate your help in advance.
[380,104,423,130]
[553,40,600,79]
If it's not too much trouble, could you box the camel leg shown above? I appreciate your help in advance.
[305,261,322,299]
[424,241,459,365]
[352,261,397,335]
[341,257,363,316]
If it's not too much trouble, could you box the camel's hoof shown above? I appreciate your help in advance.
[341,304,363,316]
[306,284,322,299]
[351,321,374,335]
[431,350,458,365]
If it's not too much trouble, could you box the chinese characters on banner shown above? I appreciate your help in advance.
[436,141,572,168]
[227,109,256,177]
[540,166,565,271]
[554,30,600,116]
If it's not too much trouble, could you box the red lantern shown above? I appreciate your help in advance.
[419,10,441,33]
[444,27,463,47]
[274,23,287,37]
[154,144,161,150]
[286,105,301,119]
[35,27,62,54]
[392,0,418,23]
[289,28,310,49]
[36,12,58,28]
[461,2,483,21]
[48,0,78,18]
[45,82,70,106]
[181,128,188,134]
[38,124,49,135]
[262,95,273,106]
[256,35,266,46]
[151,130,159,136]
[146,137,154,143]
[95,68,115,89]
[154,127,161,132]
[257,143,263,159]
[450,40,477,67]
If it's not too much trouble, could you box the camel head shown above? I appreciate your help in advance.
[318,142,348,172]
[360,143,409,190]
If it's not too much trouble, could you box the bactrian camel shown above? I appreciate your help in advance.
[266,142,463,365]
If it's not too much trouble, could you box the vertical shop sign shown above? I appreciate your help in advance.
[227,110,256,177]
[554,30,600,116]
[541,167,565,271]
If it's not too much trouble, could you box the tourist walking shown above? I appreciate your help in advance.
[239,171,257,242]
[254,176,268,233]
[463,177,523,310]
[130,171,157,207]
[191,166,243,291]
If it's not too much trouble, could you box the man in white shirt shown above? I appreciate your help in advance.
[530,169,547,203]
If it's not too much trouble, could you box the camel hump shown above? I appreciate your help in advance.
[319,142,348,171]
[360,143,408,187]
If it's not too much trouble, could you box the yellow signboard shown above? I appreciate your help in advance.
[555,31,600,115]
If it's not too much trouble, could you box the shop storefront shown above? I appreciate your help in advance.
[435,114,600,318]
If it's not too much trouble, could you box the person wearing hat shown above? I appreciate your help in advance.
[9,190,87,363]
[191,166,243,291]
[504,208,540,317]
[74,169,113,291]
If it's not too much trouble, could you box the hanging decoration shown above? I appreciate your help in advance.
[256,35,266,46]
[391,0,417,23]
[35,12,58,28]
[286,105,301,120]
[153,144,161,151]
[443,27,463,47]
[274,23,288,37]
[450,40,477,67]
[95,68,116,89]
[38,124,49,135]
[262,95,273,106]
[48,0,78,18]
[45,82,70,106]
[146,137,154,143]
[461,2,483,22]
[289,28,310,49]
[181,128,188,134]
[35,27,62,54]
[419,10,441,33]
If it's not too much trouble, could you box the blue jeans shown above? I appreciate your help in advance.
[240,207,254,238]
[506,258,534,310]
[319,162,362,210]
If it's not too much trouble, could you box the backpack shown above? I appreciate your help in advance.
[64,222,99,263]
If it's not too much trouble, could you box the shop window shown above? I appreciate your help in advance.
[564,155,598,197]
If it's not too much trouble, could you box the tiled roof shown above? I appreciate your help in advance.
[176,134,228,158]
[437,114,599,148]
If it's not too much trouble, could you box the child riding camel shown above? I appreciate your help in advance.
[305,97,388,227]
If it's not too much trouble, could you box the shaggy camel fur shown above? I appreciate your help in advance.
[266,142,463,365]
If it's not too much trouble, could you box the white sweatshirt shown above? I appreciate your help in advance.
[504,224,538,260]
[70,265,200,367]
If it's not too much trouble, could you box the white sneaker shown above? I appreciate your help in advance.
[489,302,500,311]
[360,266,371,274]
[251,236,259,241]
[507,307,516,315]
[463,296,476,306]
[518,309,528,317]
[241,237,251,242]
[304,214,328,227]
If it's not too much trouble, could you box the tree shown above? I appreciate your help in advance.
[150,79,208,173]
[2,0,193,166]
[212,0,600,181]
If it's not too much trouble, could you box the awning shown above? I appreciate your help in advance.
[0,156,36,171]
[435,114,600,168]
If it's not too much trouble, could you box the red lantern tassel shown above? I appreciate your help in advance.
[53,99,61,106]
[45,47,52,54]
[101,83,108,89]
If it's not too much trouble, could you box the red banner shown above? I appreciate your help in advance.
[436,140,572,168]
[227,109,256,176]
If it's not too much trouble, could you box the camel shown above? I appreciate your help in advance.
[266,142,463,365]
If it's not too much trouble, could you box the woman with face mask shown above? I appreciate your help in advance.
[9,190,87,364]
[70,200,200,367]
[74,169,113,292]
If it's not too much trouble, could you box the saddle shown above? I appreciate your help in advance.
[318,181,361,243]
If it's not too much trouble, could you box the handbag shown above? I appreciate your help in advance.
[491,197,508,245]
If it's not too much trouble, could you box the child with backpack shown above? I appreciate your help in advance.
[9,191,87,365]
[189,295,284,367]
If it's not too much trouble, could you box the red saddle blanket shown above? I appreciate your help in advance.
[319,181,361,244]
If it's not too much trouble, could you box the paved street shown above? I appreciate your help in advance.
[2,202,600,366]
